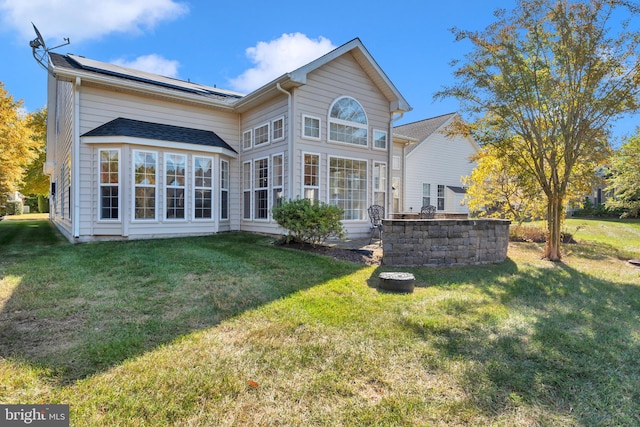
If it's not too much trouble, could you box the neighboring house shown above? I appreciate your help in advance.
[44,38,413,242]
[393,112,479,215]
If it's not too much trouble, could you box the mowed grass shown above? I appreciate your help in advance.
[1,219,639,426]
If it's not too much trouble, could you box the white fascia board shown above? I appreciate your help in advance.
[82,136,238,159]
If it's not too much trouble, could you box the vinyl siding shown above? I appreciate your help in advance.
[75,85,240,240]
[292,52,393,238]
[49,79,74,239]
[405,131,477,214]
[238,96,290,235]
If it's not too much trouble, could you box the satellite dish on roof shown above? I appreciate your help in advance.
[29,23,70,72]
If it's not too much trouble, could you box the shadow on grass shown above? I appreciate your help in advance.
[395,257,640,425]
[0,221,363,384]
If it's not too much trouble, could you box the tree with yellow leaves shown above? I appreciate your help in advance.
[0,83,38,199]
[437,0,640,261]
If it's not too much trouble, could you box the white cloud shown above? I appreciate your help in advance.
[1,0,188,43]
[112,54,180,78]
[229,33,336,93]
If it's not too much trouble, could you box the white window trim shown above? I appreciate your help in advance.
[302,151,321,201]
[254,122,270,147]
[253,156,270,222]
[327,96,369,147]
[422,183,431,207]
[271,153,284,221]
[242,160,252,220]
[373,161,387,207]
[220,159,230,221]
[164,152,187,222]
[393,155,401,171]
[242,129,252,151]
[373,129,388,151]
[271,116,285,143]
[98,148,121,222]
[192,155,214,222]
[132,149,158,222]
[302,114,321,141]
[328,154,368,222]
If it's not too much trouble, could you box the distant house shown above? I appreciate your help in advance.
[393,113,479,215]
[44,38,415,242]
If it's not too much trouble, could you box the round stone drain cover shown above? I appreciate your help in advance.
[378,272,415,293]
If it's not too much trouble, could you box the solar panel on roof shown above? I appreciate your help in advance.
[68,54,244,99]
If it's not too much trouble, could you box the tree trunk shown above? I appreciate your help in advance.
[544,194,563,261]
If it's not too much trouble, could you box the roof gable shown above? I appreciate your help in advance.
[394,112,457,142]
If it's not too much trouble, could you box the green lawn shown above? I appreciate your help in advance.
[1,219,639,426]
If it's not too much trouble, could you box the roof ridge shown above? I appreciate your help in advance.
[395,112,457,128]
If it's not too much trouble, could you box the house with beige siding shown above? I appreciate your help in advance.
[392,113,479,215]
[44,38,414,242]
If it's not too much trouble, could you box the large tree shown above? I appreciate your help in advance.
[437,0,640,261]
[21,109,49,196]
[606,131,640,217]
[0,83,37,197]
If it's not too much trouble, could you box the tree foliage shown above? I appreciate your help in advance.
[465,143,546,223]
[21,109,49,196]
[437,0,640,261]
[0,83,38,197]
[606,131,640,217]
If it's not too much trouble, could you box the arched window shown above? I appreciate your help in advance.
[328,97,368,146]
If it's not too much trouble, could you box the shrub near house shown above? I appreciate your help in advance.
[272,198,345,246]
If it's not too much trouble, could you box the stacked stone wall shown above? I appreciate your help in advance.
[382,219,510,267]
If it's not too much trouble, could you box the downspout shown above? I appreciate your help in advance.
[389,111,404,216]
[73,77,81,238]
[276,83,293,200]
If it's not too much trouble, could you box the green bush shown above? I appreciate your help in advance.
[272,198,346,246]
[38,195,50,213]
[6,200,23,215]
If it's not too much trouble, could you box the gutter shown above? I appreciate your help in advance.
[389,111,404,215]
[276,83,294,200]
[73,77,81,238]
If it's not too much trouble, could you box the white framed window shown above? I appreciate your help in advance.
[193,156,213,220]
[272,116,285,142]
[243,161,252,219]
[220,159,229,221]
[437,184,445,210]
[254,123,270,146]
[165,153,186,220]
[254,157,269,220]
[374,130,387,150]
[243,129,252,151]
[393,155,401,170]
[373,162,387,207]
[329,156,367,220]
[98,148,120,221]
[422,183,431,207]
[303,115,321,140]
[328,97,368,146]
[272,153,284,210]
[303,153,320,202]
[133,150,157,221]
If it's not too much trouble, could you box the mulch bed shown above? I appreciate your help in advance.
[276,241,382,266]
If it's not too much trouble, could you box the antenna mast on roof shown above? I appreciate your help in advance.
[29,23,70,72]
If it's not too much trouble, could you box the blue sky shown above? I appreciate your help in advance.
[0,0,637,142]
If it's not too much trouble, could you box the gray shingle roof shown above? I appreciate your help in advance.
[81,117,237,153]
[394,112,456,141]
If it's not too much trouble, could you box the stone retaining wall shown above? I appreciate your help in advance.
[382,219,511,267]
